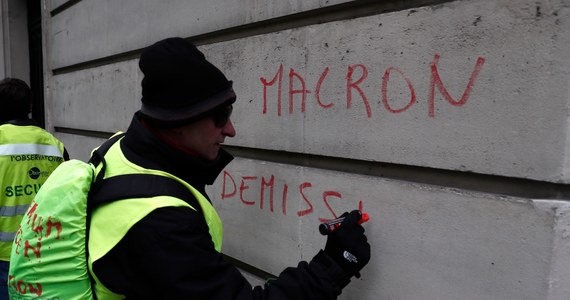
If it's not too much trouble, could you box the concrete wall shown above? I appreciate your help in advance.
[0,0,30,82]
[43,0,570,299]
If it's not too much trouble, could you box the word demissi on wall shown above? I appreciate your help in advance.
[220,169,365,223]
[260,53,486,118]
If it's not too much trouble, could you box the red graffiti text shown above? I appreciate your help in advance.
[7,275,42,297]
[220,170,365,223]
[12,200,63,260]
[260,53,486,118]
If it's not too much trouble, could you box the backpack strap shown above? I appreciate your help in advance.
[86,132,202,213]
[88,133,125,181]
[89,174,202,213]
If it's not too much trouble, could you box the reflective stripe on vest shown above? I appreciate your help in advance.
[0,204,29,217]
[88,136,223,299]
[0,231,16,242]
[0,144,63,157]
[0,204,29,246]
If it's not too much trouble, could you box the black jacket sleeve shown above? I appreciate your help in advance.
[92,206,351,299]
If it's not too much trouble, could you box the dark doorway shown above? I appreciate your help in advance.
[27,0,44,128]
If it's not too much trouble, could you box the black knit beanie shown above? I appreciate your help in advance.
[139,37,236,127]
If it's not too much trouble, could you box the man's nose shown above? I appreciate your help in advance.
[222,119,236,137]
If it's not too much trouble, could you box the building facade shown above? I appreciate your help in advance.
[3,0,570,299]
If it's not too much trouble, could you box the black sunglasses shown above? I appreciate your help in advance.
[211,105,233,128]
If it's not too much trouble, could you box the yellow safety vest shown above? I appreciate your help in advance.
[88,138,223,299]
[0,124,65,261]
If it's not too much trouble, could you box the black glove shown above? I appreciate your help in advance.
[324,210,370,278]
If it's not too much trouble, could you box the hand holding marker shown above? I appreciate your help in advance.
[319,210,370,235]
[322,210,371,279]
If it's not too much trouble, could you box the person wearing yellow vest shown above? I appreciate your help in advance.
[0,78,69,299]
[89,37,371,299]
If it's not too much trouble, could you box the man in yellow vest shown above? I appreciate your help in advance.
[89,37,371,299]
[0,78,69,299]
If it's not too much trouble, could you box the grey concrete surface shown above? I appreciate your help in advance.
[50,60,141,132]
[208,157,570,300]
[47,0,353,69]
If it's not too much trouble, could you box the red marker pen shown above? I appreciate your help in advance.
[319,211,370,235]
